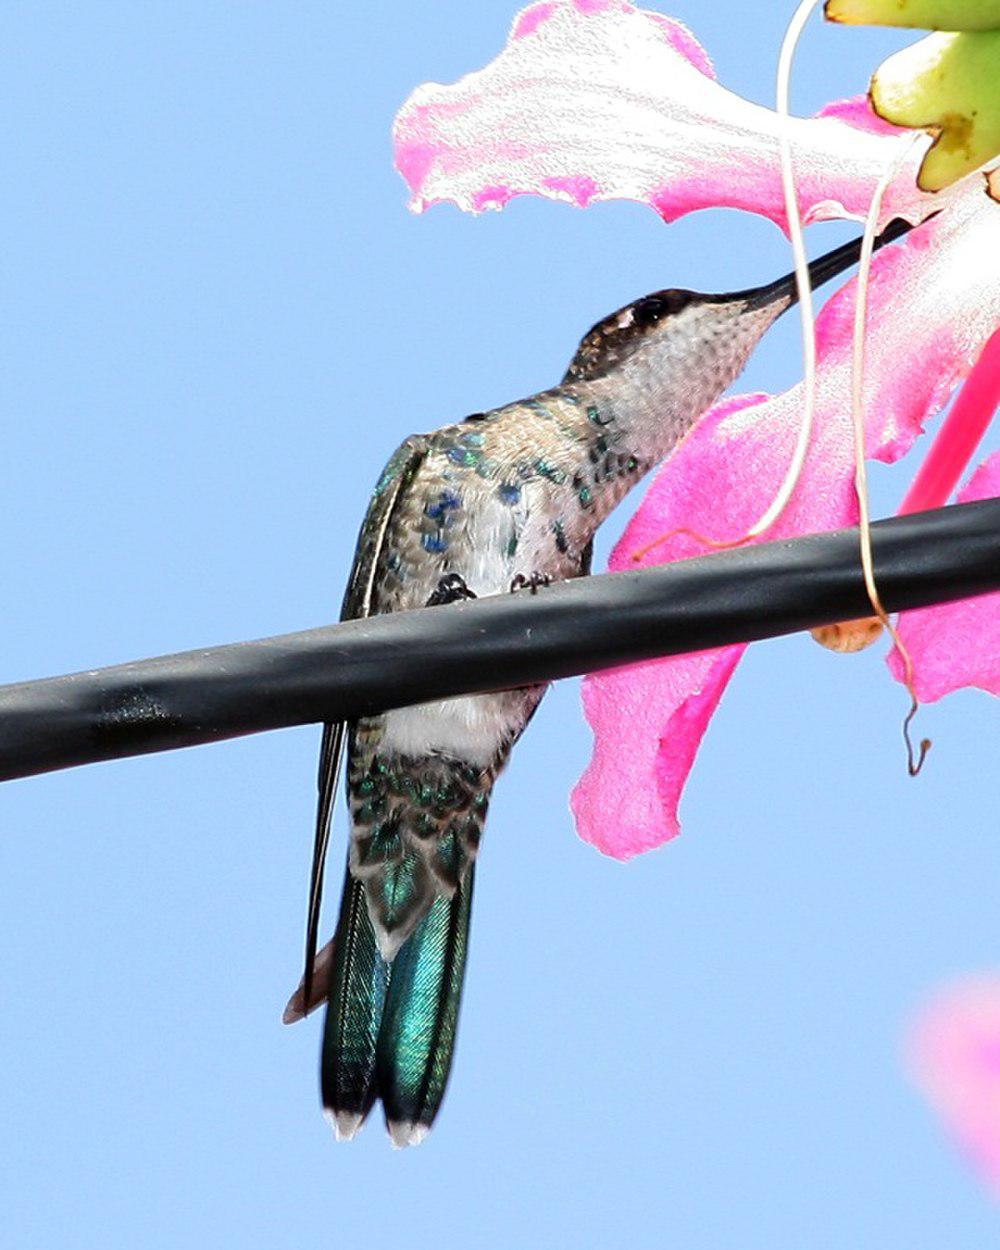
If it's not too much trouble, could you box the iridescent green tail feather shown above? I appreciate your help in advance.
[377,868,474,1146]
[320,868,389,1138]
[320,862,474,1145]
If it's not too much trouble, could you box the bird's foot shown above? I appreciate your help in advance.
[427,573,477,607]
[510,572,552,595]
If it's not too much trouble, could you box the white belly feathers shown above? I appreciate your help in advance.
[380,692,524,766]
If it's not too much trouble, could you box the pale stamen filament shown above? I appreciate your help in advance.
[850,133,932,775]
[747,0,826,539]
[631,0,834,565]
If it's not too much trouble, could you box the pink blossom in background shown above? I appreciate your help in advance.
[910,977,1000,1197]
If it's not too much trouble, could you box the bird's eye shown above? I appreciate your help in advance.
[631,289,692,328]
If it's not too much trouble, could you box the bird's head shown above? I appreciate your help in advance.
[563,218,915,389]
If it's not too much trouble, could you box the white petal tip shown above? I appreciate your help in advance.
[325,1110,363,1142]
[388,1120,430,1150]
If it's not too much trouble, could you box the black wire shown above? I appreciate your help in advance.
[0,500,996,783]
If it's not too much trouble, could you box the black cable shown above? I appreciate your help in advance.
[0,500,996,783]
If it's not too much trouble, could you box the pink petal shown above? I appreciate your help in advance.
[574,192,1000,859]
[889,453,1000,702]
[815,96,910,140]
[909,976,1000,1197]
[573,646,744,860]
[899,328,1000,515]
[394,2,935,231]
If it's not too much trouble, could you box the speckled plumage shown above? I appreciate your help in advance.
[298,227,908,1144]
[340,296,782,950]
[314,297,776,1145]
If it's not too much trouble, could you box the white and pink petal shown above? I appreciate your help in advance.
[394,0,935,231]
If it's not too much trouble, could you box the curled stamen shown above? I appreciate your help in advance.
[903,700,932,778]
[850,133,933,775]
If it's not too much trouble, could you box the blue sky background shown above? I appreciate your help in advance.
[3,3,998,1247]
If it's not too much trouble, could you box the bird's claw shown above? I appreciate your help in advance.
[427,573,477,607]
[510,572,551,595]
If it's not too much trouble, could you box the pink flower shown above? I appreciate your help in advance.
[394,1,999,858]
[910,976,1000,1197]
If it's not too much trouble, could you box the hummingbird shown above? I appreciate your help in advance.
[284,219,913,1147]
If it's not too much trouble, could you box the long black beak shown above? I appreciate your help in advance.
[736,216,918,312]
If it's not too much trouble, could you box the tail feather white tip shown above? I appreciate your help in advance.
[388,1120,430,1150]
[325,1110,363,1142]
